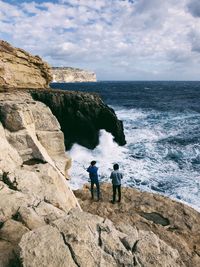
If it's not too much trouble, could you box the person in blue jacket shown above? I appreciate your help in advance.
[87,160,100,201]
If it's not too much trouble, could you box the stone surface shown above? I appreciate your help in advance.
[19,225,77,267]
[0,40,52,88]
[0,91,72,178]
[0,91,80,266]
[0,240,17,267]
[0,123,22,173]
[74,183,200,267]
[0,219,29,245]
[30,89,126,149]
[52,67,96,83]
[19,210,185,267]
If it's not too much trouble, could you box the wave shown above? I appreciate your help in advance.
[68,107,200,211]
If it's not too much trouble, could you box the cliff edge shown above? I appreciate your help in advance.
[30,89,126,149]
[52,67,96,83]
[0,40,52,88]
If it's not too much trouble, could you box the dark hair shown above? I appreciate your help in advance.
[91,160,96,166]
[113,163,119,170]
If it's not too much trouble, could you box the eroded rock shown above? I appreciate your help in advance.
[30,89,126,149]
[0,40,52,88]
[18,210,185,267]
[74,183,200,267]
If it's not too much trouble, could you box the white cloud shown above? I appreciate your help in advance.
[0,0,200,80]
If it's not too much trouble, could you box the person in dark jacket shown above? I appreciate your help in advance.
[87,160,100,200]
[110,163,123,203]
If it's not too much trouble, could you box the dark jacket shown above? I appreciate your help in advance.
[87,166,99,182]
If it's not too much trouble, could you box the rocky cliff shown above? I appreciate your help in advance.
[0,40,52,88]
[52,67,96,83]
[0,91,82,266]
[30,89,126,149]
[0,41,199,267]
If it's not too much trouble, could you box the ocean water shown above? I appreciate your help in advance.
[50,81,200,210]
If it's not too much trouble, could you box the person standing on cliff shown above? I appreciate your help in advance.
[110,163,123,204]
[87,160,100,201]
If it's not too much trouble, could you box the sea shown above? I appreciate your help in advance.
[50,81,200,211]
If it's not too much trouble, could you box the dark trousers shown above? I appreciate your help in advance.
[112,184,121,202]
[91,180,100,199]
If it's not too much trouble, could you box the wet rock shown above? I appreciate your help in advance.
[30,90,126,149]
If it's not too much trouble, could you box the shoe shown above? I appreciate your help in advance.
[110,200,115,204]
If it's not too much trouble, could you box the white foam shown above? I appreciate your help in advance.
[68,107,200,212]
[68,130,128,189]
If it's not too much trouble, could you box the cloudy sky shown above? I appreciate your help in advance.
[1,0,200,80]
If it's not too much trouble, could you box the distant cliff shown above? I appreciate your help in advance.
[51,67,96,83]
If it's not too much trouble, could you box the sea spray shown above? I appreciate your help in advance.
[56,81,200,211]
[68,130,127,189]
[68,108,200,211]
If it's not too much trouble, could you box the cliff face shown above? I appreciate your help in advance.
[0,40,52,88]
[0,41,199,267]
[0,91,82,265]
[30,89,126,149]
[52,67,96,83]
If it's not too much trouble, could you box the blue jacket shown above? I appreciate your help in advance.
[87,166,99,182]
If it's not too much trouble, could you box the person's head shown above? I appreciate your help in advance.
[91,160,96,166]
[113,163,119,170]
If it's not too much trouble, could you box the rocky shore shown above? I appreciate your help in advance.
[74,183,200,267]
[0,40,199,266]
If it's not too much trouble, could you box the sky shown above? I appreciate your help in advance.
[1,0,200,80]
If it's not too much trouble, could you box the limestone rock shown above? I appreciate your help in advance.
[0,240,17,267]
[0,123,22,172]
[17,206,46,230]
[19,210,185,267]
[0,91,72,178]
[0,40,52,88]
[52,67,96,83]
[19,225,77,267]
[0,181,30,222]
[30,89,126,149]
[0,219,29,245]
[74,183,200,267]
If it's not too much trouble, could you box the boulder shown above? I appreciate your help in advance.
[19,225,77,267]
[0,219,29,245]
[0,92,72,178]
[0,40,52,88]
